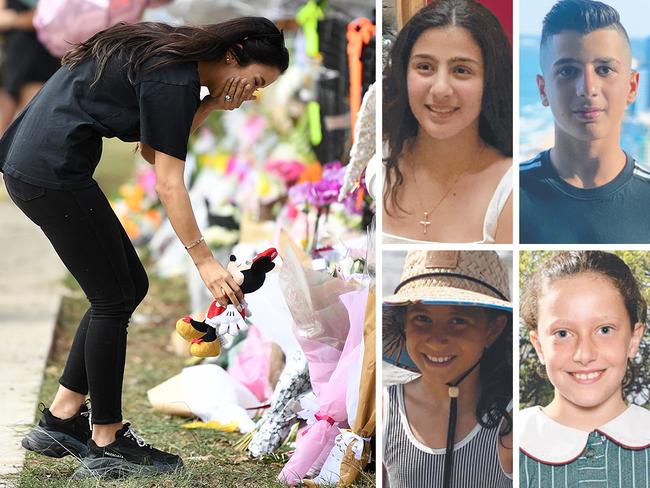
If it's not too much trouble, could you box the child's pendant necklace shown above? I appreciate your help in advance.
[408,146,483,236]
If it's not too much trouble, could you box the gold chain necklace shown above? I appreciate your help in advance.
[408,146,484,235]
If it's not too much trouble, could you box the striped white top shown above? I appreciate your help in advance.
[384,383,512,487]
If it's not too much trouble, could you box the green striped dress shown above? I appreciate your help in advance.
[520,433,650,487]
[519,405,650,488]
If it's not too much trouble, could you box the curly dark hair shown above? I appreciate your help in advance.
[383,0,512,215]
[383,305,512,439]
[521,251,647,332]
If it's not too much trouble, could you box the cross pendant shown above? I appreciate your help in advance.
[420,212,431,235]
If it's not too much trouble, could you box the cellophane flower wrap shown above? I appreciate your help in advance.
[277,245,368,484]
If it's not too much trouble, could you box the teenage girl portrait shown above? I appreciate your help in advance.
[520,251,650,486]
[0,17,288,479]
[382,0,513,244]
[383,250,513,487]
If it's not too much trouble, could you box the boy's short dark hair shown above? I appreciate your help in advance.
[541,0,630,49]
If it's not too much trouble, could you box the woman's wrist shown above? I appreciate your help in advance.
[186,240,212,266]
[184,235,204,250]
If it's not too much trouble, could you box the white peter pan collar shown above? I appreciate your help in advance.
[520,405,650,465]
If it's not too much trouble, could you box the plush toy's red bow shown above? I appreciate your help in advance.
[253,247,278,262]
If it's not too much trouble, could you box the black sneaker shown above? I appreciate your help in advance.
[22,402,91,458]
[73,423,183,479]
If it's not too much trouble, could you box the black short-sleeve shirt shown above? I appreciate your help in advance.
[0,53,200,189]
[520,150,650,244]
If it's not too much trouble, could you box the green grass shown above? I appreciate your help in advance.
[17,273,375,487]
[13,138,375,487]
[94,138,139,198]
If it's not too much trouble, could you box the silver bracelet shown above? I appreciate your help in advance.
[184,236,205,250]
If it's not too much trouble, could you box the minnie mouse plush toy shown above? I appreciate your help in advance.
[175,248,278,357]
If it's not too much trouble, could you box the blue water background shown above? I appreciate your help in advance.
[519,35,650,168]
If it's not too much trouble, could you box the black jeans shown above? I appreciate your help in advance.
[4,174,148,424]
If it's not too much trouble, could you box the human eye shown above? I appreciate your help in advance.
[415,62,433,72]
[449,316,469,326]
[453,65,473,76]
[598,325,614,335]
[409,313,432,325]
[595,65,615,76]
[557,66,578,78]
[553,329,571,339]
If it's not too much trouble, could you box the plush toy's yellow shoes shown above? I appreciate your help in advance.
[189,339,222,358]
[176,316,204,341]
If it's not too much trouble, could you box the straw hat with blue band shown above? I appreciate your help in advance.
[383,250,512,370]
[382,250,512,488]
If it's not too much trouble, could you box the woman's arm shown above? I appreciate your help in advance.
[494,193,513,244]
[140,143,155,165]
[153,150,243,307]
[0,8,35,31]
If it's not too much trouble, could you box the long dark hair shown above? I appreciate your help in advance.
[384,306,513,438]
[383,0,512,215]
[62,17,289,86]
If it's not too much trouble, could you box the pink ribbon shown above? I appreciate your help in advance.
[302,411,336,436]
[315,413,335,425]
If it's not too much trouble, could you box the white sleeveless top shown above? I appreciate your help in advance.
[383,165,513,244]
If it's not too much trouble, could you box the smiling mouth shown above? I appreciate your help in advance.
[425,105,459,117]
[422,353,455,367]
[568,369,605,384]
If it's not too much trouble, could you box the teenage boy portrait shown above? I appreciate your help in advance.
[520,0,650,244]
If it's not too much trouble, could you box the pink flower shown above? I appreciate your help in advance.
[137,168,157,201]
[288,161,346,208]
[266,159,305,185]
[226,156,251,182]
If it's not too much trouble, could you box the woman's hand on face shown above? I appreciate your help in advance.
[204,77,256,111]
[196,257,244,309]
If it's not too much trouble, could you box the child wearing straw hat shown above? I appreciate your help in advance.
[383,250,512,488]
